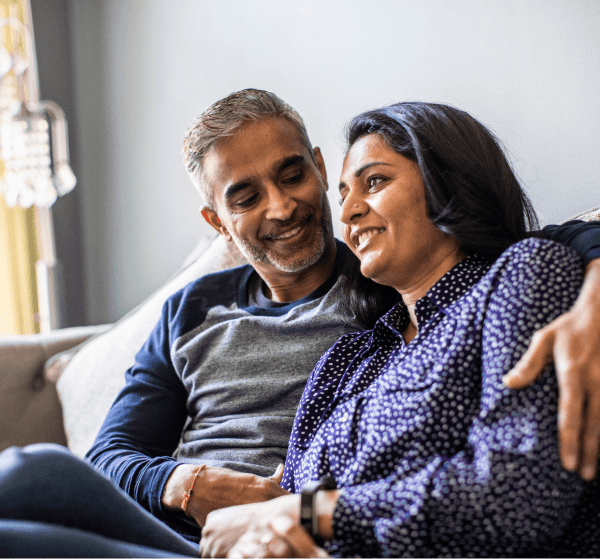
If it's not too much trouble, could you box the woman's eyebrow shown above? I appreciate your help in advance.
[339,161,391,191]
[354,161,390,177]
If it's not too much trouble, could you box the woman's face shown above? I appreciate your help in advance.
[339,133,460,292]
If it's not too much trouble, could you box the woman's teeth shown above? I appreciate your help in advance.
[273,224,302,240]
[358,229,384,247]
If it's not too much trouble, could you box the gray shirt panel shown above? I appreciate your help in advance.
[171,275,360,476]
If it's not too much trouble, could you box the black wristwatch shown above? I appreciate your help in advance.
[299,475,337,546]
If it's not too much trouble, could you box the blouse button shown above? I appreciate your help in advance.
[341,412,349,422]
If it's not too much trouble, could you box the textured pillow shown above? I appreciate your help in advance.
[56,234,247,457]
[567,205,600,222]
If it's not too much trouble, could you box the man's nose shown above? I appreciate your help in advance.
[264,185,297,221]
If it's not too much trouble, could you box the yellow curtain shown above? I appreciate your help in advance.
[0,0,40,335]
[0,196,39,335]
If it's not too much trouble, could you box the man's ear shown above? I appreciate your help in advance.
[313,147,329,191]
[200,207,232,241]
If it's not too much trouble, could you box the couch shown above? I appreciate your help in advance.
[0,233,247,457]
[1,205,599,457]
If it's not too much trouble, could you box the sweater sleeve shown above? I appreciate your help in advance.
[330,240,589,557]
[542,219,600,265]
[86,296,191,533]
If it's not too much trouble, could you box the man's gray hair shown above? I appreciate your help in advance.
[183,89,313,209]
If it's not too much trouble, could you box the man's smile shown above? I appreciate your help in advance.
[263,215,311,242]
[271,224,303,240]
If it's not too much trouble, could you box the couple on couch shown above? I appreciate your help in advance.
[0,89,599,558]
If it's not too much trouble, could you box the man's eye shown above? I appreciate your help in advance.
[282,170,303,184]
[235,193,258,208]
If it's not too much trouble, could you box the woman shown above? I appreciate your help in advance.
[200,102,599,558]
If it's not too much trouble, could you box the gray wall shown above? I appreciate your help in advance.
[33,0,600,326]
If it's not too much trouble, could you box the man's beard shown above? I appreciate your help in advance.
[233,190,333,274]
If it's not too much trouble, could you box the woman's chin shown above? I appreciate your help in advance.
[359,259,386,285]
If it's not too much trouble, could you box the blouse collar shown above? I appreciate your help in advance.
[377,253,493,335]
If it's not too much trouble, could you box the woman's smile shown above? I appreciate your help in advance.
[352,227,385,251]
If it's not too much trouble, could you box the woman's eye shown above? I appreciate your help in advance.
[338,197,344,207]
[367,175,384,188]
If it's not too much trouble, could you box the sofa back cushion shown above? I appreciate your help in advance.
[56,234,247,457]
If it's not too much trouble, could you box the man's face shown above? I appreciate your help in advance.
[201,117,334,276]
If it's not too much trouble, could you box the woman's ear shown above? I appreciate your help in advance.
[201,207,232,241]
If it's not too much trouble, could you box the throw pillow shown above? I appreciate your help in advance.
[56,234,247,457]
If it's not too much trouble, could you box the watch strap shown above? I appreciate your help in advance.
[299,475,336,545]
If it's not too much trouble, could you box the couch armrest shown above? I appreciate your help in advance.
[0,325,110,452]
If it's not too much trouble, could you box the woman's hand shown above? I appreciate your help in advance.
[200,495,328,559]
[200,494,301,558]
[200,489,339,558]
[228,515,330,558]
[503,258,600,480]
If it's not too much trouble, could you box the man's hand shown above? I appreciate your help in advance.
[162,463,288,527]
[200,494,301,558]
[200,495,329,559]
[201,487,340,557]
[503,258,600,480]
[227,515,330,558]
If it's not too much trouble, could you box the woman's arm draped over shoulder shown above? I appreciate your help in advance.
[506,220,600,479]
[329,240,592,558]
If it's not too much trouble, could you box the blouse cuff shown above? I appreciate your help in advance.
[330,487,379,556]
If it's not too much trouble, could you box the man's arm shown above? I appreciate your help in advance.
[504,220,600,479]
[87,294,288,535]
[85,298,191,529]
[162,462,287,528]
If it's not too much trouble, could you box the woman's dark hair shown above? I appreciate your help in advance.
[341,101,540,328]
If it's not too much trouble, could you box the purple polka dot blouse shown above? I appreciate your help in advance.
[282,238,599,557]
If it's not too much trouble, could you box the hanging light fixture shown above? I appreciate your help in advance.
[0,16,76,209]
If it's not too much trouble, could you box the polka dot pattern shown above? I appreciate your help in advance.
[282,239,599,557]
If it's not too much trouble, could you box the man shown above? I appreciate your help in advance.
[87,90,364,539]
[1,89,599,557]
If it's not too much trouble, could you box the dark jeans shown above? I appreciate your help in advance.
[0,444,198,558]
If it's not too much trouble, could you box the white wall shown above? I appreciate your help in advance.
[67,0,600,325]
